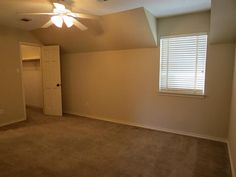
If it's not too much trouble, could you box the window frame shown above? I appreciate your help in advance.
[158,33,209,98]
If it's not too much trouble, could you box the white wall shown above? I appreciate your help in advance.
[61,11,235,140]
[229,45,236,176]
[22,61,43,108]
[0,25,40,126]
[61,44,235,140]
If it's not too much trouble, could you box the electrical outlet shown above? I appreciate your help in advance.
[0,109,4,115]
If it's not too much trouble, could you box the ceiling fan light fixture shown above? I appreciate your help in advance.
[63,16,74,28]
[51,16,63,28]
[53,3,66,11]
[20,1,90,30]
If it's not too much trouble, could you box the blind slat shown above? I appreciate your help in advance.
[160,34,208,95]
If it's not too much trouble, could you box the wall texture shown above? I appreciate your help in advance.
[22,61,43,108]
[229,45,236,176]
[0,25,40,126]
[61,44,235,140]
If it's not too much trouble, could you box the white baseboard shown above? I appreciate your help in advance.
[64,110,227,143]
[0,117,26,128]
[227,141,235,177]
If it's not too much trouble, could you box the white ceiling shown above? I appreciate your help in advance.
[73,0,211,17]
[0,0,211,30]
[32,8,158,53]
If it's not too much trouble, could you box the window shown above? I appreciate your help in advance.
[159,34,208,96]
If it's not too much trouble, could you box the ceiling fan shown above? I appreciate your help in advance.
[19,1,99,31]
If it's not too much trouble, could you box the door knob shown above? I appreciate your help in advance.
[56,84,61,87]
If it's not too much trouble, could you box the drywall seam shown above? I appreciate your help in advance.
[64,110,227,143]
[227,141,236,177]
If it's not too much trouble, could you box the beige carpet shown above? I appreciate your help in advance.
[0,108,232,177]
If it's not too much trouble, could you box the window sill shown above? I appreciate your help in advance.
[158,91,207,99]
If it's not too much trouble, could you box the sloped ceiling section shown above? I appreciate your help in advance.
[210,0,236,43]
[31,8,157,53]
[144,9,158,45]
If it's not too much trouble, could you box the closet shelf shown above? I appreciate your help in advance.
[22,57,40,61]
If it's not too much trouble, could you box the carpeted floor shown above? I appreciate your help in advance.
[0,108,232,177]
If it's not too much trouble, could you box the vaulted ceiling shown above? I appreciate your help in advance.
[0,0,211,31]
[32,8,157,53]
[0,0,235,53]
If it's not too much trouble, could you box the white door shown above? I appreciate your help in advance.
[41,45,62,116]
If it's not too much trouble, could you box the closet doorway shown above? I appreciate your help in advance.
[21,43,43,111]
[20,43,62,117]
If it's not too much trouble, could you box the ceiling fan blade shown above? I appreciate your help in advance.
[18,13,58,16]
[69,13,100,19]
[73,19,88,31]
[53,3,66,11]
[41,20,53,28]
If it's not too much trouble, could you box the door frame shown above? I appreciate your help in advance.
[19,42,43,118]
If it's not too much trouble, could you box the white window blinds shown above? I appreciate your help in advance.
[159,34,208,95]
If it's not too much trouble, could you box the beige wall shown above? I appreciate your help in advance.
[0,25,40,126]
[61,44,235,139]
[157,11,210,43]
[229,45,236,176]
[22,61,43,108]
[210,0,236,43]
